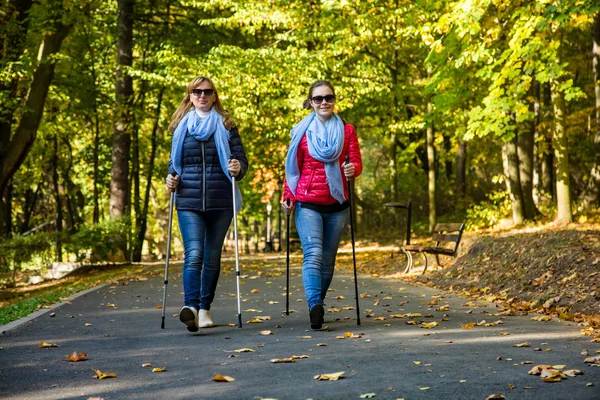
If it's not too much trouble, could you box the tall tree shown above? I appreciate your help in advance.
[110,0,134,219]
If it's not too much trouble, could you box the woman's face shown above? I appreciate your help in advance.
[310,85,336,122]
[190,81,216,113]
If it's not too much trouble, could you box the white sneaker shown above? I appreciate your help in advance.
[198,309,214,328]
[179,306,198,332]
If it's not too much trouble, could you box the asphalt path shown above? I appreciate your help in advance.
[1,253,599,400]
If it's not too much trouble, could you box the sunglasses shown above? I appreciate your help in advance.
[311,94,336,104]
[191,88,214,97]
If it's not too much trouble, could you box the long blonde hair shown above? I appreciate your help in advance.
[168,76,235,133]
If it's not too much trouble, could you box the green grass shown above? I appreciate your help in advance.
[0,263,148,326]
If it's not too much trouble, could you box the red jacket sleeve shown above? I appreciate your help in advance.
[345,124,362,178]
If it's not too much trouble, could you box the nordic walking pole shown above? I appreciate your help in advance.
[230,156,242,328]
[161,173,176,329]
[285,198,291,315]
[345,155,361,326]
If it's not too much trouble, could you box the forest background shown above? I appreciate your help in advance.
[1,0,599,283]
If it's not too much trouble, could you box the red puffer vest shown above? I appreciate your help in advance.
[284,123,362,205]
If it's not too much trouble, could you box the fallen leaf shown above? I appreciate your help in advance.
[508,384,515,389]
[142,363,152,367]
[531,315,552,322]
[39,342,59,348]
[260,330,273,335]
[413,361,421,365]
[212,373,235,382]
[551,364,566,370]
[84,323,93,327]
[65,351,87,362]
[92,369,116,379]
[314,371,345,381]
[528,365,553,375]
[542,376,561,383]
[513,342,530,348]
[461,323,475,329]
[155,305,162,309]
[421,322,439,329]
[484,395,505,400]
[250,289,260,294]
[299,336,312,339]
[584,356,600,364]
[563,369,583,377]
[271,358,295,363]
[419,387,430,391]
[152,367,167,372]
[359,393,376,398]
[232,348,255,353]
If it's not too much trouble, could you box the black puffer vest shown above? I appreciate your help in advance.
[169,126,248,212]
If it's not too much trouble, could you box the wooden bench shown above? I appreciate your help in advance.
[401,223,465,274]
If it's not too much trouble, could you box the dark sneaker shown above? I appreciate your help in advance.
[309,304,324,330]
[179,306,199,332]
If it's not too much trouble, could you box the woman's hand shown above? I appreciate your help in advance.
[228,159,241,177]
[343,161,355,179]
[166,174,180,192]
[281,199,294,215]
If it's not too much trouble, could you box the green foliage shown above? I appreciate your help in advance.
[465,190,512,230]
[0,233,54,273]
[63,218,130,263]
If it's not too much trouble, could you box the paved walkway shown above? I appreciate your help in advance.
[1,253,598,399]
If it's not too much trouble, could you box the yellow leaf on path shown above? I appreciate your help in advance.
[334,296,345,300]
[360,293,371,298]
[271,358,296,363]
[232,348,255,353]
[245,309,262,312]
[155,305,163,309]
[584,356,600,364]
[260,330,273,335]
[460,380,467,383]
[85,323,93,327]
[142,363,152,367]
[152,367,167,372]
[421,322,439,329]
[413,361,421,365]
[314,371,345,381]
[317,343,327,346]
[292,355,309,359]
[106,304,117,308]
[563,369,583,377]
[499,332,510,336]
[461,323,475,329]
[513,342,530,348]
[250,289,260,294]
[373,317,386,321]
[551,365,566,370]
[268,301,279,304]
[540,369,561,379]
[299,336,312,339]
[484,395,505,400]
[531,315,552,322]
[508,384,515,389]
[65,351,87,362]
[39,342,59,348]
[344,332,362,338]
[389,314,406,319]
[419,387,430,391]
[528,365,553,375]
[212,373,235,382]
[92,369,116,380]
[408,313,422,319]
[542,376,562,383]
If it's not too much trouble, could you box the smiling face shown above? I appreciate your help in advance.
[190,80,216,113]
[310,85,336,123]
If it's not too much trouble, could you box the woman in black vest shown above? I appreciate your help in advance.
[166,76,248,332]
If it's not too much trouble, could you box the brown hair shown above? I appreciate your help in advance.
[302,80,336,109]
[168,76,236,133]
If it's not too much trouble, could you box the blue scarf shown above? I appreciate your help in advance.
[285,112,345,204]
[170,108,242,211]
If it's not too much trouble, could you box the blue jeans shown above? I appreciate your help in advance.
[178,209,233,311]
[295,203,349,310]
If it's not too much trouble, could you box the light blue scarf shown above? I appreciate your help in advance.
[285,112,346,204]
[170,108,242,211]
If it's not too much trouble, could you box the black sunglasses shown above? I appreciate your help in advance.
[191,88,214,97]
[311,94,336,104]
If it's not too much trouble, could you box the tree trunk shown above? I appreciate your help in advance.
[52,131,63,261]
[443,133,452,181]
[456,140,467,198]
[550,79,572,224]
[532,79,541,204]
[426,102,437,233]
[502,135,524,225]
[517,127,539,220]
[0,8,71,235]
[580,12,600,210]
[132,89,163,262]
[110,0,135,219]
[541,82,554,199]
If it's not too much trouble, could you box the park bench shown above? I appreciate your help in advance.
[401,222,465,274]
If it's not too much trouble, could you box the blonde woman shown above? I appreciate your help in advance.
[166,76,248,333]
